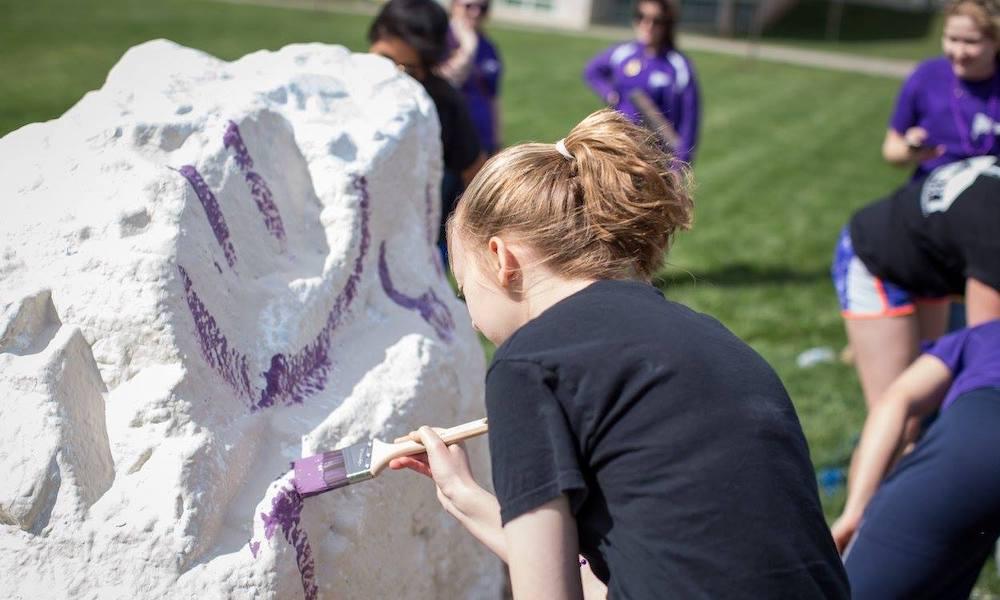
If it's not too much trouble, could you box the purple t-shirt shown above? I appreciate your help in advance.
[450,30,502,154]
[926,319,1000,410]
[891,57,1000,179]
[583,42,700,164]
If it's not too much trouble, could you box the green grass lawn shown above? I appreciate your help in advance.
[4,0,997,592]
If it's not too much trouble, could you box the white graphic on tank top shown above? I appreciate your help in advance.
[920,155,1000,215]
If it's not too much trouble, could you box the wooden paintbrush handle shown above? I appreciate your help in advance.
[394,418,489,444]
[390,417,489,455]
[394,427,445,444]
[371,418,489,476]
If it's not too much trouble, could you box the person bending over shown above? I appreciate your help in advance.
[392,109,847,599]
[832,319,1000,599]
[833,156,1000,414]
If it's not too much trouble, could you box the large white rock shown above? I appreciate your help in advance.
[0,40,501,599]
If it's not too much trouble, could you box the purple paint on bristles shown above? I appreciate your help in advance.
[222,121,286,245]
[178,265,254,399]
[378,241,455,343]
[259,484,318,600]
[249,540,261,558]
[178,165,238,268]
[255,175,372,410]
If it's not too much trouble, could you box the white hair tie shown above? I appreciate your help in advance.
[554,138,574,160]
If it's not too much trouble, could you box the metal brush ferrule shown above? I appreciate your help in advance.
[342,441,374,484]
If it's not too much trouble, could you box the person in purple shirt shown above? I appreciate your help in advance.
[440,0,503,155]
[885,0,1000,179]
[583,0,700,164]
[830,319,1000,599]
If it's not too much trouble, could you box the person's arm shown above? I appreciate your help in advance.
[390,427,508,561]
[504,496,584,600]
[438,21,478,87]
[881,127,944,167]
[831,355,952,552]
[672,59,700,164]
[582,47,619,106]
[966,276,1000,325]
[882,64,943,167]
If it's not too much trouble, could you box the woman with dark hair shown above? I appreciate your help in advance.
[583,0,700,164]
[369,0,485,256]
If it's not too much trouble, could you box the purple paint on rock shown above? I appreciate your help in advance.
[178,165,238,268]
[255,175,372,410]
[223,121,287,245]
[179,176,370,411]
[378,241,455,343]
[259,484,318,600]
[178,265,254,399]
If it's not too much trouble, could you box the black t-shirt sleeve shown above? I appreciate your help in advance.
[485,359,587,525]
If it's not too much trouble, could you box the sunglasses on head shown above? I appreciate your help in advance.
[633,12,669,26]
[462,1,490,13]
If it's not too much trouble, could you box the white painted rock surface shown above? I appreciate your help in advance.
[0,40,500,599]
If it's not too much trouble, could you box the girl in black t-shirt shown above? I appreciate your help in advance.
[390,109,848,599]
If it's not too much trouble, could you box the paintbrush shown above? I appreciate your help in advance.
[292,417,488,498]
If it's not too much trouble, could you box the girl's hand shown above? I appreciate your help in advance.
[390,427,509,561]
[902,127,945,162]
[389,427,479,514]
[882,127,944,166]
[830,511,861,554]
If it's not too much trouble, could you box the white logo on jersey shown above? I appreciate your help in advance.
[920,155,1000,215]
[971,112,1000,139]
[610,43,638,67]
[648,71,671,88]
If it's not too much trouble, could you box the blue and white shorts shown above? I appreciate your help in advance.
[831,227,920,319]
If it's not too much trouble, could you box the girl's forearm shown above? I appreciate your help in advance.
[843,398,909,519]
[447,484,508,562]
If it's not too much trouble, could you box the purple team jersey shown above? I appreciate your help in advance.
[453,31,502,154]
[926,319,1000,410]
[583,41,700,164]
[891,57,1000,179]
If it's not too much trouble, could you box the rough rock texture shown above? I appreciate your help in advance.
[0,40,500,599]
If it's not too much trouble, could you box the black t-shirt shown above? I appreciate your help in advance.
[422,74,480,237]
[421,74,480,176]
[486,280,849,599]
[850,156,1000,298]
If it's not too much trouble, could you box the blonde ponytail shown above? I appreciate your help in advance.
[450,109,694,280]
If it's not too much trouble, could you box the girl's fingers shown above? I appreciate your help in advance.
[417,426,451,461]
[389,455,433,478]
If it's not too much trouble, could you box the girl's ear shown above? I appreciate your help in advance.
[488,236,521,289]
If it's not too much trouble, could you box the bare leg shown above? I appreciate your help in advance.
[845,315,920,409]
[914,301,949,341]
[966,277,1000,326]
